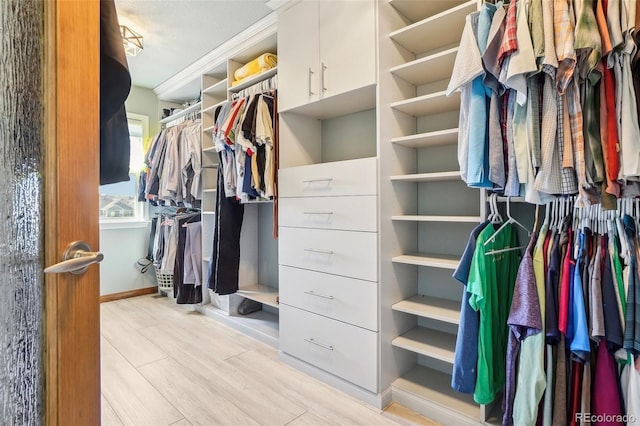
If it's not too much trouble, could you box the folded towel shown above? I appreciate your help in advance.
[232,53,277,86]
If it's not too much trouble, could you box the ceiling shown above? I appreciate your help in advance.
[114,0,273,97]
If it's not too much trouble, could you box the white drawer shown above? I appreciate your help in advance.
[278,227,377,282]
[278,195,377,232]
[278,158,377,198]
[280,304,378,392]
[279,266,378,331]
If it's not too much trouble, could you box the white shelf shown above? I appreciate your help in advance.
[283,84,376,119]
[390,171,461,182]
[392,365,480,421]
[391,128,458,148]
[202,78,228,97]
[203,256,211,263]
[202,100,227,114]
[202,211,216,216]
[392,295,461,324]
[203,188,217,193]
[392,254,460,270]
[203,146,217,153]
[237,284,279,309]
[389,0,469,23]
[228,67,277,94]
[203,125,215,132]
[392,215,480,223]
[390,47,458,86]
[391,91,460,117]
[389,1,476,54]
[392,327,456,363]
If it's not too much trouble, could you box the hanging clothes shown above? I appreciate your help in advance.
[452,221,490,394]
[100,0,131,185]
[466,222,519,405]
[449,0,640,206]
[143,119,203,208]
[207,159,244,295]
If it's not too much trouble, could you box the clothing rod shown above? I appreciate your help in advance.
[159,101,202,125]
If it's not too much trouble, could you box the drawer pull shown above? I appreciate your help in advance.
[303,178,333,183]
[304,338,334,351]
[303,211,333,215]
[304,248,334,255]
[304,290,334,300]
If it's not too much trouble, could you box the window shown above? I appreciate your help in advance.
[99,113,150,225]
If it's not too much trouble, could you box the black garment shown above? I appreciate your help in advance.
[100,0,131,185]
[602,235,624,351]
[207,156,244,295]
[147,216,157,261]
[546,231,561,344]
[175,213,202,304]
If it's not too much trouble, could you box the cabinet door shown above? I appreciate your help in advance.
[277,0,320,111]
[318,0,376,99]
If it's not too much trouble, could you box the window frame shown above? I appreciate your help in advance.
[99,112,150,228]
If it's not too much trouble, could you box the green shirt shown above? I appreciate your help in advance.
[468,223,520,404]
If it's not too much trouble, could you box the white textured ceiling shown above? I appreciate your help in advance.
[114,0,272,92]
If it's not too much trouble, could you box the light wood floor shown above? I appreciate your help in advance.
[101,294,438,426]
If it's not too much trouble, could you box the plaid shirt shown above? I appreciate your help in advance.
[534,65,562,194]
[566,78,592,205]
[498,0,518,66]
[554,0,577,93]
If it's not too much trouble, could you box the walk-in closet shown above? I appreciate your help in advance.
[96,1,640,425]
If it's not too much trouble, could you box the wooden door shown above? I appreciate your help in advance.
[44,0,101,424]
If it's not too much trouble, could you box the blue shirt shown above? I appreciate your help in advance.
[451,221,489,393]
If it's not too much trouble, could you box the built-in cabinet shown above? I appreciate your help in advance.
[275,0,380,403]
[196,28,281,346]
[162,2,492,422]
[379,1,488,424]
[277,0,376,112]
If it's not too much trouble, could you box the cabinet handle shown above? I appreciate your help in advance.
[303,211,333,215]
[304,338,334,351]
[308,68,314,96]
[304,248,334,255]
[304,290,334,300]
[302,178,333,183]
[321,62,327,93]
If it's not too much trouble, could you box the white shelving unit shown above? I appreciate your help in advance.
[379,0,486,424]
[195,28,280,346]
[388,0,476,54]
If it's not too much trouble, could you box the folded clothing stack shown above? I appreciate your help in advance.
[232,53,277,86]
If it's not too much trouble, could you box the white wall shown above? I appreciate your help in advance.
[99,226,157,295]
[100,85,160,296]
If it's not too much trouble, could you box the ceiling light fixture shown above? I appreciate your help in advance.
[120,25,143,57]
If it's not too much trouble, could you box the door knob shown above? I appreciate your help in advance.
[44,241,104,275]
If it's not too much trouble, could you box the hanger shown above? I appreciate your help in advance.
[484,197,531,256]
[489,193,503,224]
[543,200,550,229]
[484,196,530,247]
